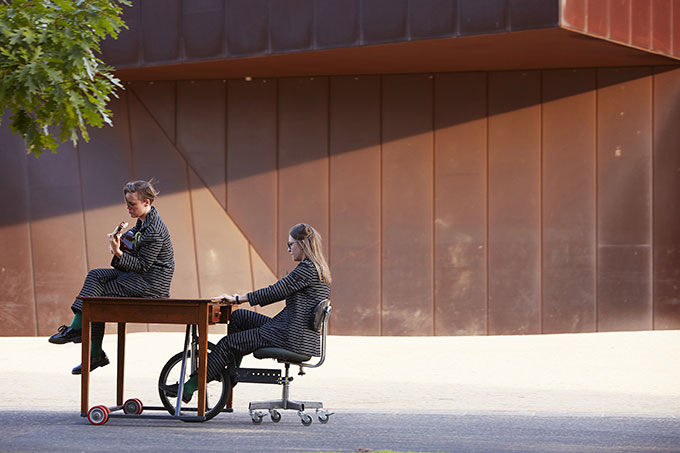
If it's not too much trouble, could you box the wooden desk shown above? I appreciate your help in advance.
[79,297,230,419]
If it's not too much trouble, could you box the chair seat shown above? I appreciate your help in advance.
[254,347,311,363]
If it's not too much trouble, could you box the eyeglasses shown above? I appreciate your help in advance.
[287,241,297,250]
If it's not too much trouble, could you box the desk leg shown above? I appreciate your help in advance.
[117,323,126,406]
[80,304,90,416]
[197,304,208,417]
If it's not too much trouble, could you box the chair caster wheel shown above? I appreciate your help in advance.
[269,409,281,422]
[250,410,265,425]
[316,409,333,424]
[299,411,313,426]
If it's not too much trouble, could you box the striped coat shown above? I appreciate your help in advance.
[247,258,330,357]
[110,205,175,297]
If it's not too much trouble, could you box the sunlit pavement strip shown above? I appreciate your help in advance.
[2,330,679,417]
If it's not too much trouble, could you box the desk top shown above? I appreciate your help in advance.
[80,296,231,325]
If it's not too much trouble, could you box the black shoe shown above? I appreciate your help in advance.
[159,382,193,403]
[72,352,109,375]
[49,325,82,344]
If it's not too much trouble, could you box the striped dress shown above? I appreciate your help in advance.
[205,258,330,381]
[71,206,175,339]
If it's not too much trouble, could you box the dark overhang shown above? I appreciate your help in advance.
[104,0,680,80]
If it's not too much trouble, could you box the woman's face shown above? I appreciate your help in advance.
[125,192,151,219]
[287,235,305,262]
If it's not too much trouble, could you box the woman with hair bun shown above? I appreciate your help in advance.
[49,179,175,375]
[160,223,330,402]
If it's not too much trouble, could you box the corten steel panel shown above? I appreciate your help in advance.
[315,0,360,47]
[227,0,270,56]
[362,0,408,43]
[182,0,225,59]
[270,0,314,51]
[652,0,672,54]
[487,71,541,335]
[127,92,199,300]
[141,0,181,63]
[100,2,140,66]
[433,73,487,336]
[561,0,586,30]
[129,81,176,144]
[652,67,680,329]
[78,95,133,270]
[249,244,284,319]
[459,0,508,35]
[509,0,559,30]
[188,168,252,299]
[329,76,381,336]
[26,147,88,335]
[675,0,680,57]
[586,0,609,37]
[226,79,278,272]
[381,74,434,336]
[597,67,653,331]
[541,69,597,334]
[609,0,631,44]
[409,0,457,39]
[277,77,329,278]
[0,124,36,335]
[177,80,226,209]
[632,0,652,49]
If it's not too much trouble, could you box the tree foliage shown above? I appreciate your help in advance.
[0,0,130,157]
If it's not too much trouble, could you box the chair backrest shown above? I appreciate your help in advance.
[312,299,332,332]
[300,299,331,370]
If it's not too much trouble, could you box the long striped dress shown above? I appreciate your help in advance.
[71,206,175,340]
[206,258,330,381]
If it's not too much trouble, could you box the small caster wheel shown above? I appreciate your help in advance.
[316,409,333,424]
[269,409,281,423]
[299,412,313,426]
[124,398,143,415]
[87,405,109,425]
[250,411,264,425]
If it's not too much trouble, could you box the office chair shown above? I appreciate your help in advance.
[234,299,332,426]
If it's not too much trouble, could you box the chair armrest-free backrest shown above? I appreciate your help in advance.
[312,299,332,331]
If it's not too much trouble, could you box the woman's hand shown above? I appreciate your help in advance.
[211,293,236,304]
[108,233,123,257]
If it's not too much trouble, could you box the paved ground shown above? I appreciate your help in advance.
[1,330,679,451]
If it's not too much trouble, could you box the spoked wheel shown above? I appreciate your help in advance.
[158,342,230,422]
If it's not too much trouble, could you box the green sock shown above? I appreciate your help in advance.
[91,338,103,357]
[70,312,82,330]
[184,375,198,395]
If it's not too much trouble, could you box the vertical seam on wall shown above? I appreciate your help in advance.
[187,163,202,298]
[379,74,384,336]
[651,69,655,329]
[75,143,90,273]
[431,73,436,336]
[126,86,136,178]
[26,160,38,335]
[224,79,229,214]
[327,76,332,333]
[594,69,599,332]
[173,81,178,145]
[275,78,280,278]
[485,71,490,336]
[539,71,544,334]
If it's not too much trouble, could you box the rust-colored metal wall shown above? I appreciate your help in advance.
[2,66,680,337]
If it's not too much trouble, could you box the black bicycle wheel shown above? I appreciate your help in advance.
[157,342,230,422]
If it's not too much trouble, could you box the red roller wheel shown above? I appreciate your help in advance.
[123,398,143,415]
[133,398,143,414]
[87,405,109,425]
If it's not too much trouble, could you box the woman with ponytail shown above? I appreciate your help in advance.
[160,223,330,402]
